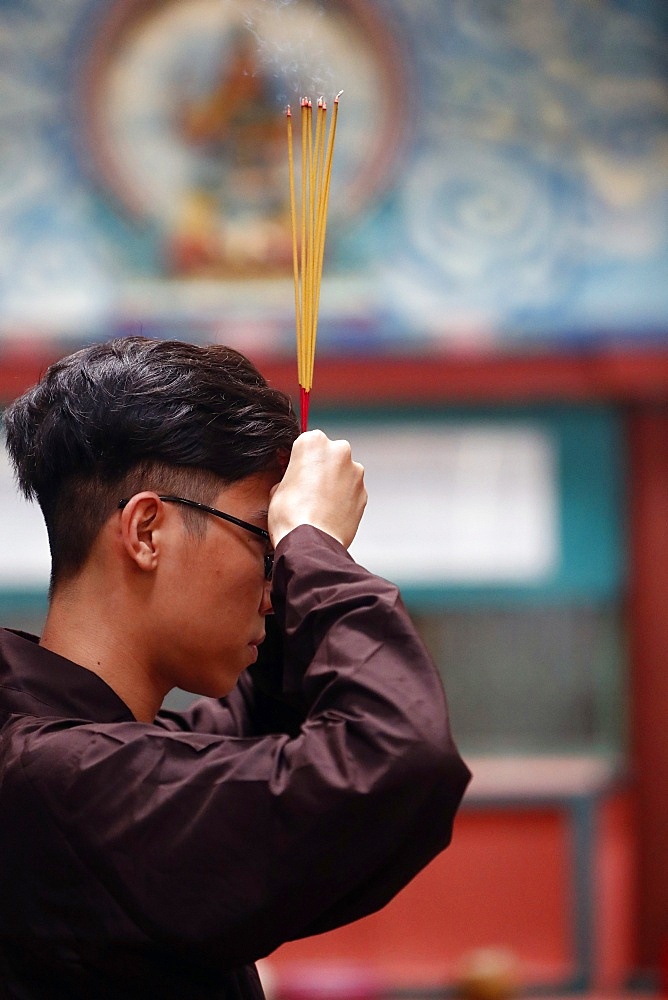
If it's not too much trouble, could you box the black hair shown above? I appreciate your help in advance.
[3,336,298,587]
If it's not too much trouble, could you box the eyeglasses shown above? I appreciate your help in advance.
[118,495,274,580]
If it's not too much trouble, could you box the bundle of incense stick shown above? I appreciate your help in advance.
[286,92,341,432]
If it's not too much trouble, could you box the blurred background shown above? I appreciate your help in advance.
[1,0,667,996]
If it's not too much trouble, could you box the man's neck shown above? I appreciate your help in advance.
[40,580,166,724]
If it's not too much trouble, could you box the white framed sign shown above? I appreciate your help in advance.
[323,421,559,586]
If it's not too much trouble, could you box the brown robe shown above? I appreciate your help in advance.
[0,525,470,999]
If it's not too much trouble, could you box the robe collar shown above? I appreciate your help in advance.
[0,628,136,724]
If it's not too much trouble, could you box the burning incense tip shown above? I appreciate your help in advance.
[287,92,341,432]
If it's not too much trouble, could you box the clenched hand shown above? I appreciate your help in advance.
[268,430,367,549]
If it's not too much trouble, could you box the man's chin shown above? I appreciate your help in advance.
[182,667,245,701]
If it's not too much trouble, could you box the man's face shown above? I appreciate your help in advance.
[150,469,279,698]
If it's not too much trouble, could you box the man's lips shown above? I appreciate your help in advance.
[248,634,265,658]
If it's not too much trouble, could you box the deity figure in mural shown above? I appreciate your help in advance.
[168,31,291,278]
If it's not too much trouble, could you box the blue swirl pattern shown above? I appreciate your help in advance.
[385,0,668,339]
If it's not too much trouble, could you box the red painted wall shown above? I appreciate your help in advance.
[269,769,634,992]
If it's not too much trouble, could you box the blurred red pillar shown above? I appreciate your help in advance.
[628,405,668,969]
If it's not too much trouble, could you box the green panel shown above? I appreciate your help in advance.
[412,603,626,756]
[0,589,48,634]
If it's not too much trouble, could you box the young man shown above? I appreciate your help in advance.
[0,336,470,999]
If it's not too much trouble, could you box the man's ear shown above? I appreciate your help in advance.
[118,493,165,572]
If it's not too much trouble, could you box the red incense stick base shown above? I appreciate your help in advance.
[300,387,310,433]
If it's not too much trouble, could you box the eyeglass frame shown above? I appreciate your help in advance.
[117,495,274,580]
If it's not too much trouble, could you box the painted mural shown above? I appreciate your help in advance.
[0,0,666,354]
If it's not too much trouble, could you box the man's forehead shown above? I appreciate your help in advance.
[215,469,279,505]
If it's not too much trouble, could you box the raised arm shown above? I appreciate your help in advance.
[157,428,368,738]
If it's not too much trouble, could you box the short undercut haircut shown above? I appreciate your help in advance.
[3,337,299,588]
